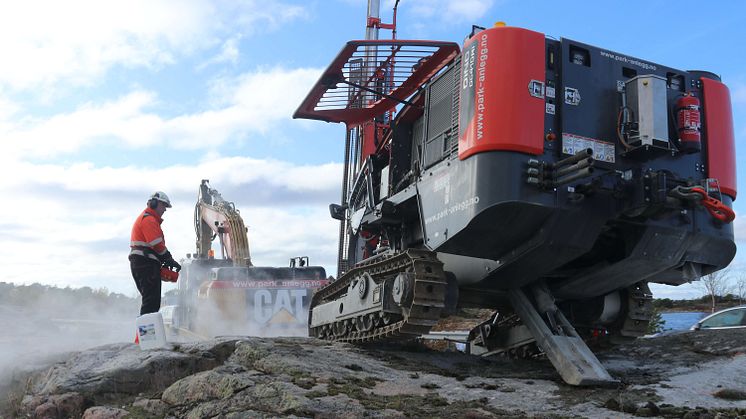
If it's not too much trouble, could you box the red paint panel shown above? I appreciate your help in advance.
[361,122,377,161]
[701,77,737,200]
[458,27,545,159]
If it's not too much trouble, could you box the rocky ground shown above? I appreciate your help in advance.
[1,328,746,418]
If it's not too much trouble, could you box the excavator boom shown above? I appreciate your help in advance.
[195,180,252,266]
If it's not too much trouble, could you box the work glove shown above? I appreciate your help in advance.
[162,251,182,272]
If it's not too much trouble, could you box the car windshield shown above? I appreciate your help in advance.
[700,308,746,329]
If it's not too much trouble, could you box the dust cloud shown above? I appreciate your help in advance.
[0,283,139,390]
[0,273,316,393]
[165,261,316,341]
[168,280,311,340]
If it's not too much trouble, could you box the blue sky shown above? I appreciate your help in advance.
[0,0,744,300]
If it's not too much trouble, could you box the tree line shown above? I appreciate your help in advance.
[0,282,138,319]
[693,269,746,313]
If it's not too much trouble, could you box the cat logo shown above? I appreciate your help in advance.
[253,289,308,324]
[268,308,297,324]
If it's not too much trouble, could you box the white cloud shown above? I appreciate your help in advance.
[198,37,241,70]
[406,0,495,22]
[0,94,21,119]
[445,0,495,21]
[649,282,702,300]
[732,82,746,105]
[0,67,322,159]
[0,0,307,92]
[734,210,746,243]
[4,156,341,198]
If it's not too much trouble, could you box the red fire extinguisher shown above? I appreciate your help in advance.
[675,93,701,152]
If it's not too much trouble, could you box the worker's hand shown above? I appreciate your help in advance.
[161,251,181,272]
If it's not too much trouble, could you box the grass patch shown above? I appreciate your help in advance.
[325,381,516,417]
[304,390,328,399]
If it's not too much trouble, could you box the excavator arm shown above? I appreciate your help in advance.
[194,180,252,266]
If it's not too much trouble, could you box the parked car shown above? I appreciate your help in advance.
[691,306,746,330]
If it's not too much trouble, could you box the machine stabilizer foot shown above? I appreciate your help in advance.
[509,287,617,386]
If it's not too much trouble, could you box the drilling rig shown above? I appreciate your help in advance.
[293,1,737,385]
[172,180,329,337]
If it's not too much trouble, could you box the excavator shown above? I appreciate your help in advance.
[170,180,328,337]
[293,1,737,385]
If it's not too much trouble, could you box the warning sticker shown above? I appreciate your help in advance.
[564,87,581,106]
[546,103,555,115]
[562,133,616,163]
[528,80,545,98]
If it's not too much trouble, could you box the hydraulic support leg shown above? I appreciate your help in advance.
[508,283,617,386]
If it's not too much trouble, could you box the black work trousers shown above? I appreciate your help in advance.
[130,255,162,315]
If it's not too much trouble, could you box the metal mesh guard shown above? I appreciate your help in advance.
[294,40,460,126]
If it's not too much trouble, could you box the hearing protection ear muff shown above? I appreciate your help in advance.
[148,198,158,209]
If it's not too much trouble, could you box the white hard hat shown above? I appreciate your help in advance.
[150,191,172,208]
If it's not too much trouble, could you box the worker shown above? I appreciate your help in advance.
[129,191,181,315]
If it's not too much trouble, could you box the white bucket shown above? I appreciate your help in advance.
[135,312,168,350]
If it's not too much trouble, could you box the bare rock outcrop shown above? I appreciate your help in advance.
[3,330,746,418]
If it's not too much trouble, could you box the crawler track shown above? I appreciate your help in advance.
[309,249,447,343]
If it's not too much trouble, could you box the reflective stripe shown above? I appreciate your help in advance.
[130,237,163,248]
[129,249,160,261]
[156,248,167,255]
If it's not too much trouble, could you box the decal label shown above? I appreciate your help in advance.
[599,50,657,71]
[432,173,451,205]
[528,80,545,98]
[138,324,156,342]
[562,133,615,163]
[546,103,555,115]
[564,87,581,106]
[459,32,489,142]
[424,196,480,225]
[546,86,555,99]
[229,279,328,289]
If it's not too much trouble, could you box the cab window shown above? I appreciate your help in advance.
[700,308,746,329]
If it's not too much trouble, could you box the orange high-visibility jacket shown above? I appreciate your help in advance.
[130,207,168,262]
